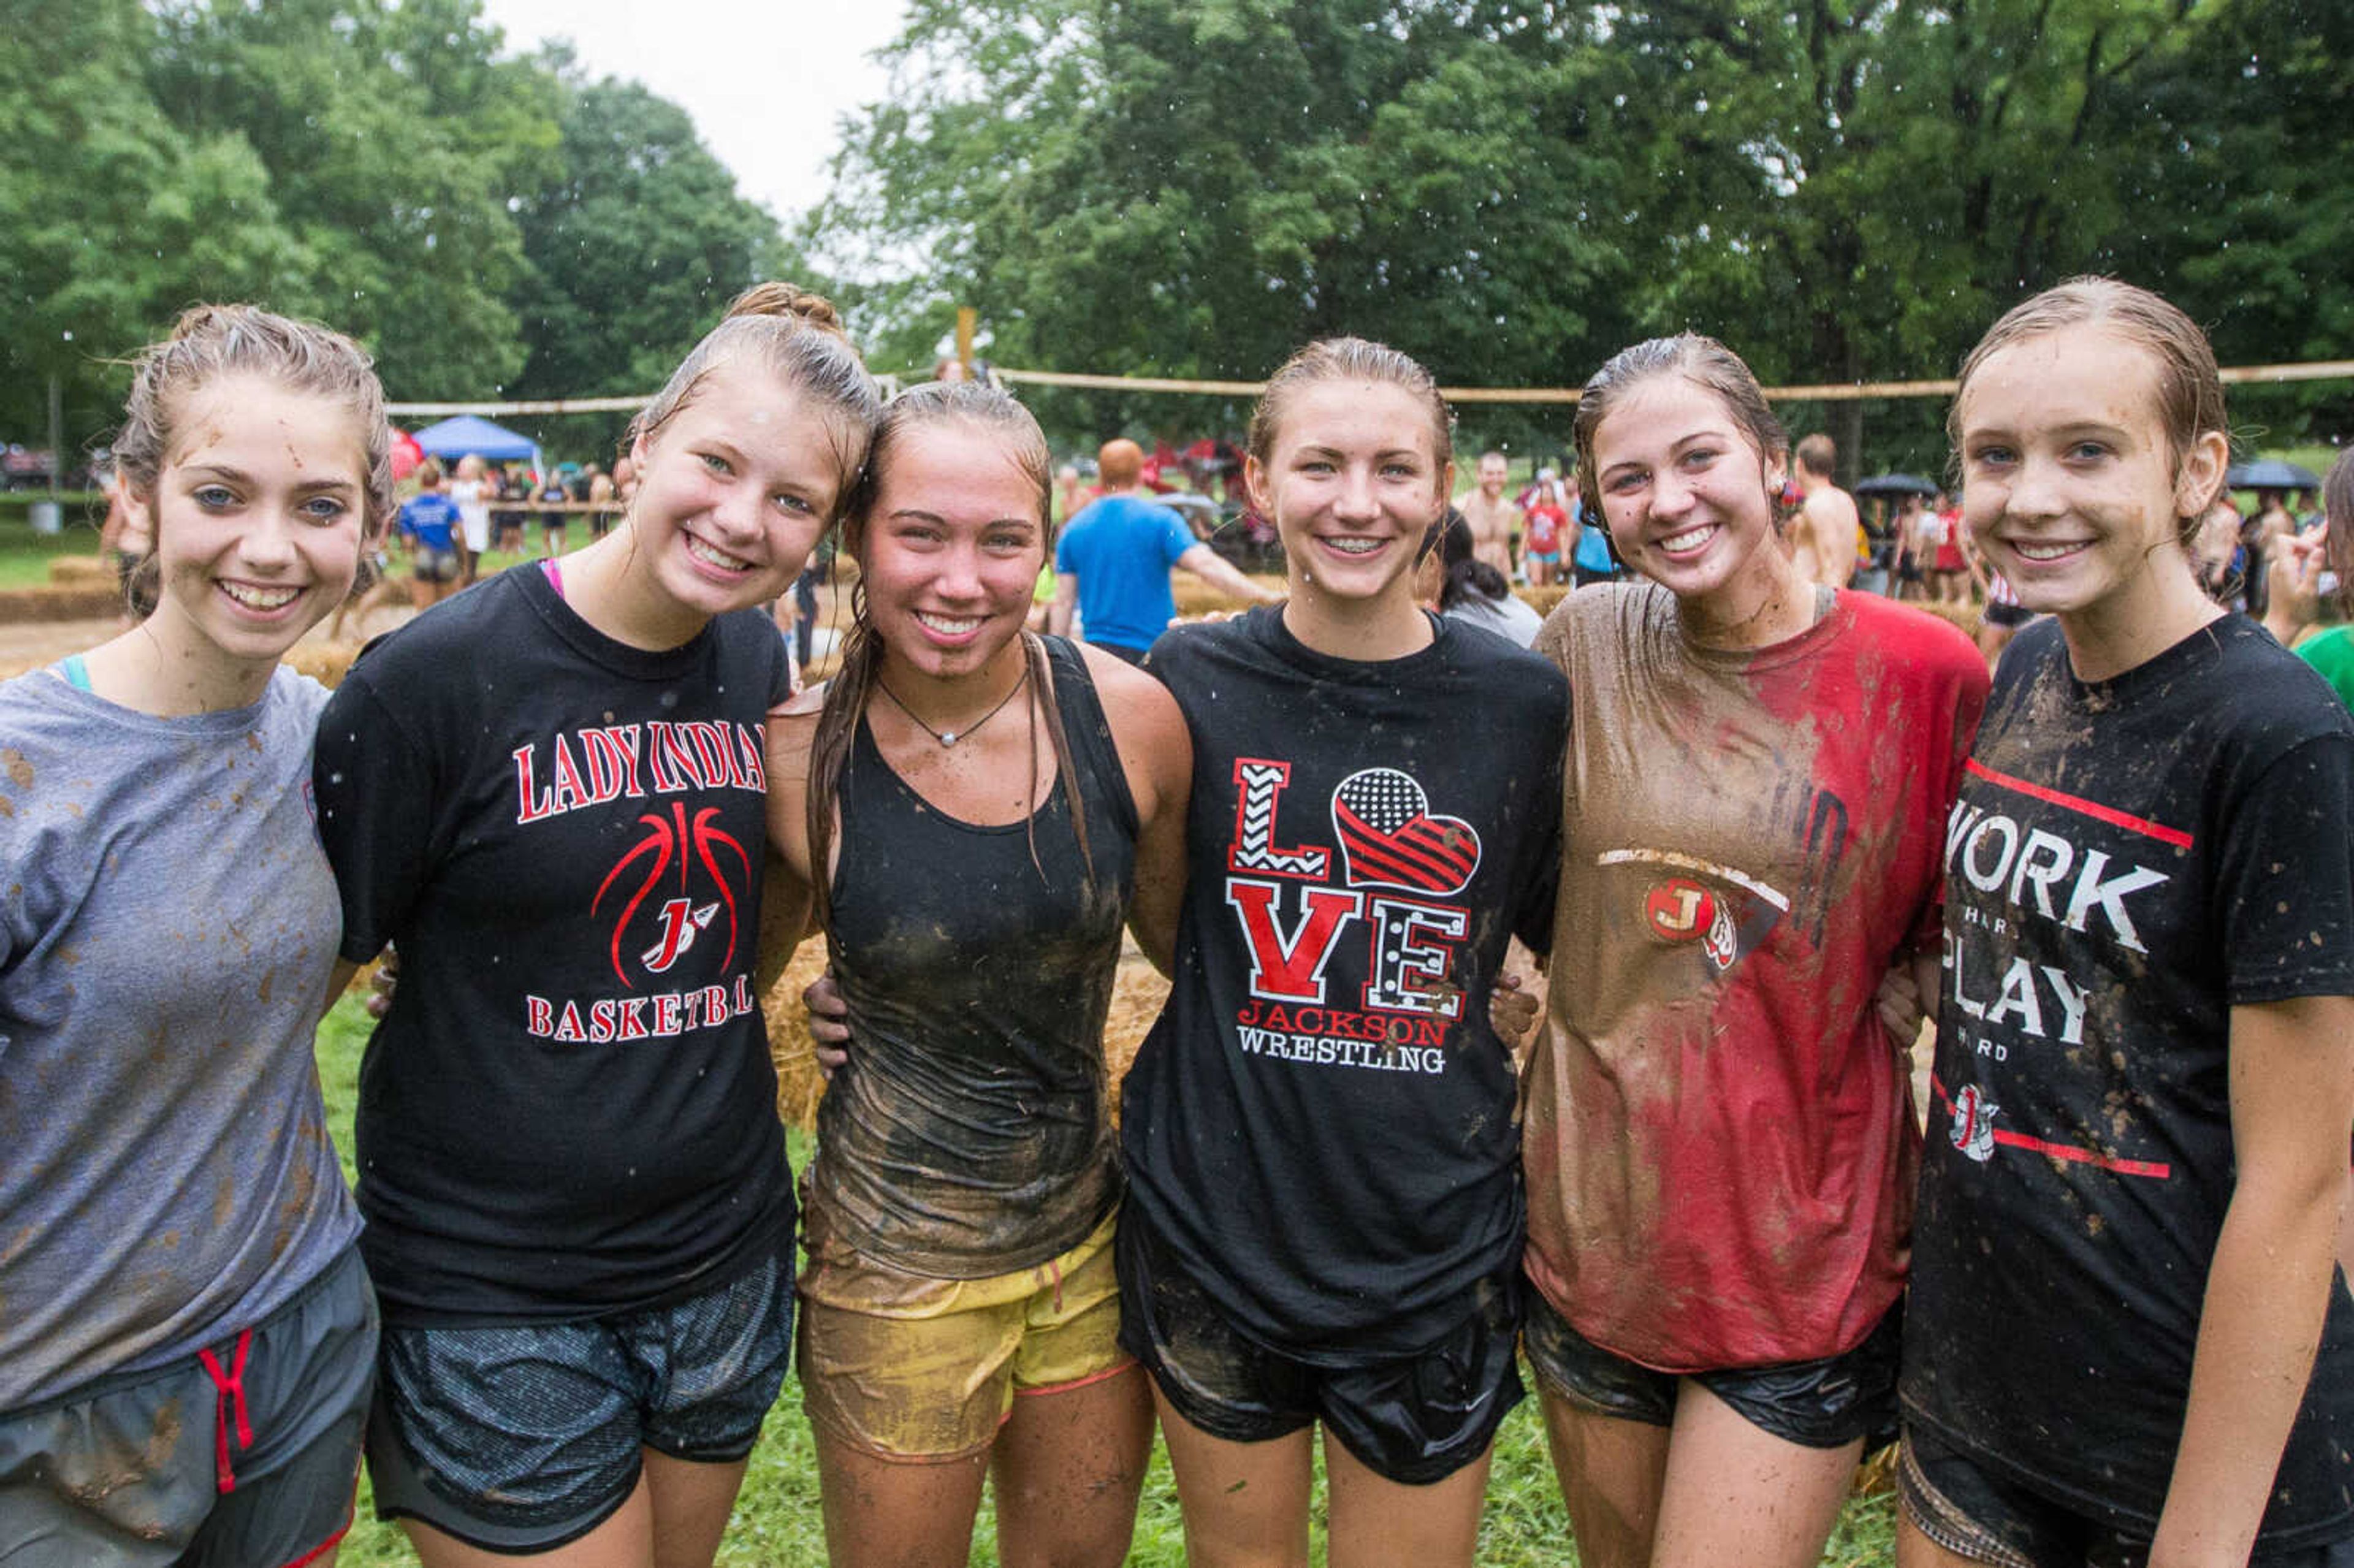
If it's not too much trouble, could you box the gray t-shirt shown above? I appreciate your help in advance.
[0,665,359,1409]
[1442,590,1544,649]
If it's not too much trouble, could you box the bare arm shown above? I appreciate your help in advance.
[2261,527,2326,648]
[1799,493,1856,588]
[1083,645,1192,974]
[2149,994,2354,1568]
[1872,943,1943,1056]
[1047,571,1078,637]
[762,698,839,1067]
[1957,516,1995,598]
[1175,542,1279,609]
[321,958,361,1019]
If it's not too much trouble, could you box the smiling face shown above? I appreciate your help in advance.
[1590,373,1789,615]
[626,356,849,623]
[857,420,1047,685]
[1956,324,2224,628]
[135,374,370,674]
[1246,379,1450,613]
[1477,452,1509,498]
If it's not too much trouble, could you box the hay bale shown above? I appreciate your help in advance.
[766,942,835,1132]
[1911,599,1983,636]
[46,555,113,588]
[764,938,1172,1135]
[0,585,120,623]
[1517,584,1572,619]
[1171,574,1284,618]
[283,643,359,688]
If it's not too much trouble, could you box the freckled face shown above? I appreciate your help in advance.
[142,375,370,669]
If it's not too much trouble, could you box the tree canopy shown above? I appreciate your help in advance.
[0,0,795,460]
[828,0,2350,454]
[2,0,2344,466]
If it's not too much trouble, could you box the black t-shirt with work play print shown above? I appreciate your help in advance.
[1905,614,2354,1545]
[313,566,795,1325]
[1122,607,1566,1361]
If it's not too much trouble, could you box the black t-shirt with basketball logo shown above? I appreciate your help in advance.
[1905,615,2354,1544]
[1122,607,1566,1360]
[314,566,794,1325]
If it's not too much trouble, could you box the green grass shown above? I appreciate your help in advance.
[0,511,586,596]
[313,999,1895,1565]
[0,509,107,588]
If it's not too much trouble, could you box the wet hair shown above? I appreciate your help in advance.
[2325,447,2354,616]
[1572,334,1789,518]
[111,304,394,617]
[627,281,879,522]
[1247,338,1454,479]
[1952,277,2227,549]
[1795,433,1836,478]
[806,379,1096,930]
[1434,511,1508,611]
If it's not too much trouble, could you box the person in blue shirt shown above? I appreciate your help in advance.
[1565,475,1619,587]
[397,459,464,609]
[1049,438,1276,661]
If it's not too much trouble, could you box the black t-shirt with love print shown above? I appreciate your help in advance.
[1122,607,1566,1360]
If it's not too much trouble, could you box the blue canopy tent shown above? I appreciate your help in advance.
[410,414,541,477]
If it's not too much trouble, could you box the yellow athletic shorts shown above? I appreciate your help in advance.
[797,1205,1133,1463]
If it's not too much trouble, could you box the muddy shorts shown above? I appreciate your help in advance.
[0,1246,376,1568]
[1900,1424,2354,1567]
[1116,1207,1522,1486]
[365,1231,792,1553]
[410,546,460,583]
[1522,1287,1900,1451]
[798,1205,1133,1463]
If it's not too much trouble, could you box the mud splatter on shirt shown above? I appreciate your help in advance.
[1905,614,2354,1541]
[1523,584,1984,1372]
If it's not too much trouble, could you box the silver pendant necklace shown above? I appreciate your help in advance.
[875,667,1029,747]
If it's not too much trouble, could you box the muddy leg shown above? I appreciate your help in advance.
[991,1365,1152,1568]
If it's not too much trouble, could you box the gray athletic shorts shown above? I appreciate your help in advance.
[365,1235,794,1553]
[0,1246,378,1568]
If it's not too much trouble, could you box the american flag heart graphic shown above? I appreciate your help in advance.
[1330,768,1482,896]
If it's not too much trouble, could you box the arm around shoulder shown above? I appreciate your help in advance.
[1176,541,1281,607]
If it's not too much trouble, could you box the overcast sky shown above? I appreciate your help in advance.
[475,0,908,221]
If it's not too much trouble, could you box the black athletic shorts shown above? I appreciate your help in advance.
[1900,1424,2354,1567]
[1522,1287,1900,1452]
[1983,600,2034,628]
[366,1232,793,1553]
[1114,1206,1522,1485]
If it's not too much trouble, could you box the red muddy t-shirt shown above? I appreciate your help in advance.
[1524,584,1986,1371]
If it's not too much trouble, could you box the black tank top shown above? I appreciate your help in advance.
[810,637,1139,1276]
